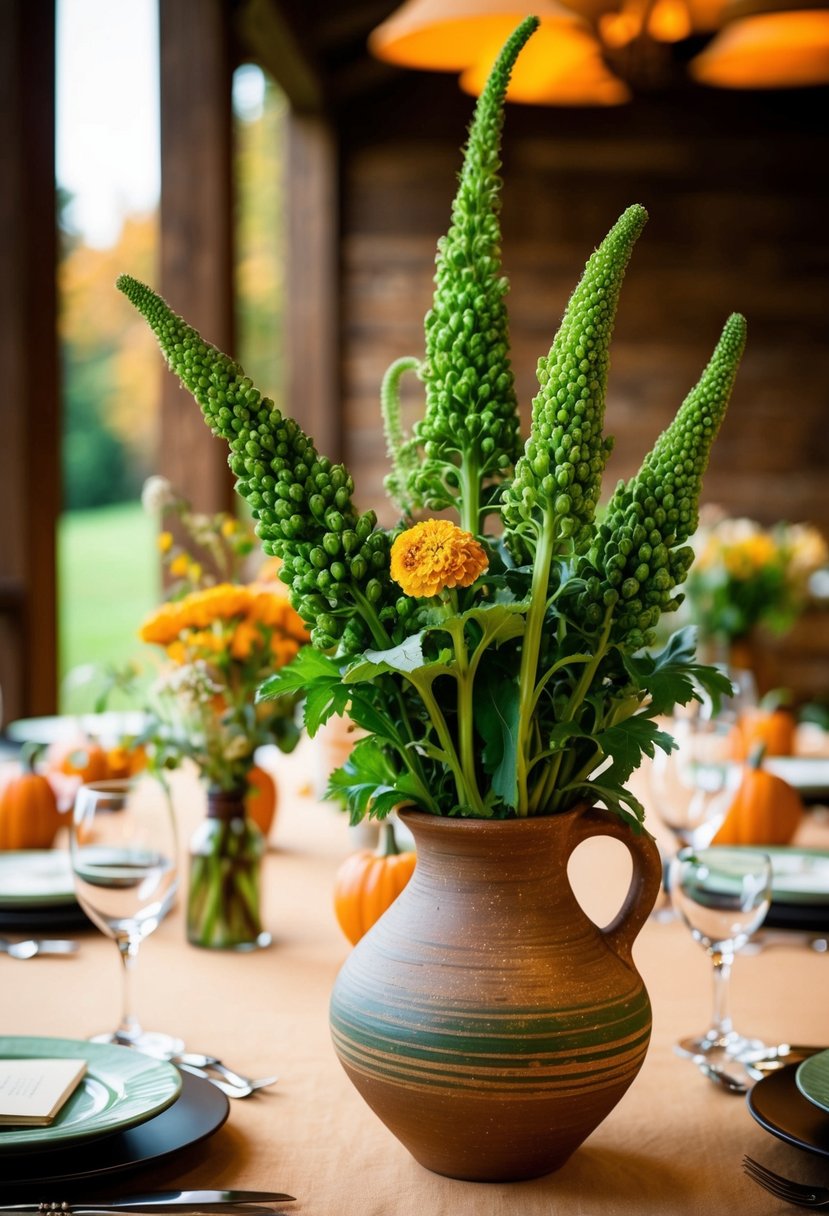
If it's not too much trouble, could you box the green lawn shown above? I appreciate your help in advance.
[58,502,160,710]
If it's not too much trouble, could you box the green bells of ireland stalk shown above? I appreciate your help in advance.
[119,15,743,826]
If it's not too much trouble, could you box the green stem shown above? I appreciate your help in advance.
[515,509,557,816]
[445,617,484,814]
[534,610,614,813]
[351,585,391,650]
[460,449,481,536]
[409,676,472,812]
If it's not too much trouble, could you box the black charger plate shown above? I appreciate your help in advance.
[748,1063,829,1158]
[1,1069,229,1191]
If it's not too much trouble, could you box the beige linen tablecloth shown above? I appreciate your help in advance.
[2,739,829,1215]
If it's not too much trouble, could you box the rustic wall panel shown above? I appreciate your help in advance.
[338,83,829,550]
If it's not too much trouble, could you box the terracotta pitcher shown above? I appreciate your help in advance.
[330,804,663,1182]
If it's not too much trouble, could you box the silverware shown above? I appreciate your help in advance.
[3,1189,295,1212]
[696,1059,749,1094]
[743,1155,829,1207]
[170,1054,278,1097]
[0,937,79,960]
[747,1044,825,1078]
[741,932,828,956]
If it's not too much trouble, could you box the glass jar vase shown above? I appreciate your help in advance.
[187,785,270,950]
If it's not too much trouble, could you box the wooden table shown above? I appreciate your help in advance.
[2,739,829,1215]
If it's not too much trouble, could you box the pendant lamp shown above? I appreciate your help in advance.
[369,0,631,103]
[690,0,829,87]
[459,25,631,102]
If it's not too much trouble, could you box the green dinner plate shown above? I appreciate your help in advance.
[691,847,829,907]
[0,851,78,909]
[0,1036,182,1153]
[796,1050,829,1116]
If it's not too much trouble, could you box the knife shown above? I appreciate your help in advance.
[2,1190,296,1212]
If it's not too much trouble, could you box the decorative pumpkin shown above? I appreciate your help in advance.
[334,820,417,945]
[0,745,62,850]
[712,744,804,846]
[245,765,278,838]
[47,734,109,784]
[731,704,797,761]
[105,742,148,779]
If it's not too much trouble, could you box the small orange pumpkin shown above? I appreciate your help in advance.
[47,734,109,784]
[0,745,62,850]
[245,766,278,838]
[712,744,804,846]
[105,742,148,779]
[731,703,797,762]
[334,820,417,945]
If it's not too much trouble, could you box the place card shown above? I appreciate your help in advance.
[0,1057,87,1126]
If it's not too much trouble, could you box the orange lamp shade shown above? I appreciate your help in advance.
[691,7,829,87]
[368,0,590,71]
[460,25,631,102]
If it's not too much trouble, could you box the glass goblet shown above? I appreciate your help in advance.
[669,845,772,1063]
[649,711,737,850]
[70,776,183,1056]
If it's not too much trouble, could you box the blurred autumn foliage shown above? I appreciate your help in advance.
[57,69,285,512]
[59,210,159,508]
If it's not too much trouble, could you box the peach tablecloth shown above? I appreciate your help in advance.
[2,739,829,1215]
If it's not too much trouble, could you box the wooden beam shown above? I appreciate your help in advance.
[285,113,342,463]
[0,0,59,719]
[158,0,236,515]
[233,0,324,113]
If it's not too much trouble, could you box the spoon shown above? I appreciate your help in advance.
[170,1053,278,1096]
[697,1060,750,1094]
[0,936,79,960]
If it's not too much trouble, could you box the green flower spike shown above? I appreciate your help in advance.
[384,15,539,534]
[581,311,748,652]
[115,274,397,653]
[502,203,648,567]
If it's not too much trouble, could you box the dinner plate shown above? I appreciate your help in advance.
[1,1068,229,1193]
[747,1064,829,1159]
[0,851,77,909]
[0,903,91,931]
[0,1037,181,1154]
[766,757,829,800]
[6,712,149,748]
[796,1049,829,1115]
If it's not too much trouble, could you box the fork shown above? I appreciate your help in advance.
[743,1155,829,1207]
[0,936,79,960]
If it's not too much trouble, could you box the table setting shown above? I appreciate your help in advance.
[3,14,829,1213]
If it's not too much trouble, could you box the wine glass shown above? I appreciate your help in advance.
[649,707,738,849]
[70,776,183,1056]
[669,845,772,1064]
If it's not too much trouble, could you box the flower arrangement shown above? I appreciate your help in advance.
[139,479,307,792]
[686,508,827,645]
[118,18,739,832]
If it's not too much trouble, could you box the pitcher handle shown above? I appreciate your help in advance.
[567,805,663,967]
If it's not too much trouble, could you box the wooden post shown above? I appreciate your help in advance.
[158,0,236,514]
[285,113,341,462]
[0,0,59,719]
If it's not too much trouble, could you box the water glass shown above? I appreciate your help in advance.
[670,845,772,1062]
[70,776,182,1055]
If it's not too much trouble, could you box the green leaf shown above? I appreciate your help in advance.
[459,601,527,648]
[344,633,427,681]
[476,664,521,809]
[622,626,733,717]
[573,780,647,832]
[258,645,341,700]
[594,715,675,788]
[325,736,423,824]
[303,681,351,737]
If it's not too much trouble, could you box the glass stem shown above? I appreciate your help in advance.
[115,934,142,1042]
[709,948,734,1040]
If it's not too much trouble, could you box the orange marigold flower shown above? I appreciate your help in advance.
[390,520,488,598]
